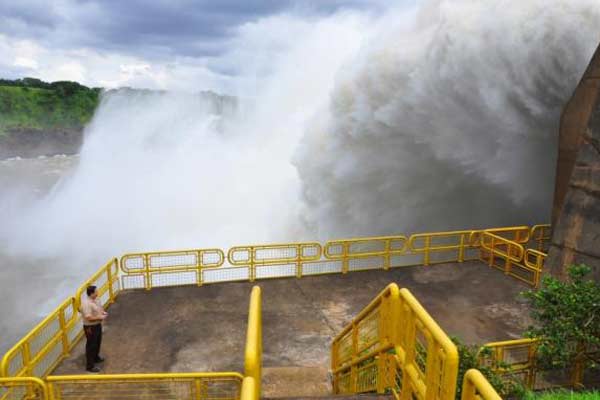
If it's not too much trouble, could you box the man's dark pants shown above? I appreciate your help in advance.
[84,324,102,369]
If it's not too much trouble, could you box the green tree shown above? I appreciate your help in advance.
[523,265,600,375]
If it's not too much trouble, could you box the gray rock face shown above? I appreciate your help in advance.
[548,44,600,281]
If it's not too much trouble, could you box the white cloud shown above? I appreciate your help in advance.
[13,57,38,69]
[0,33,229,91]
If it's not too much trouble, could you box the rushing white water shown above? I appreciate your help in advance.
[295,0,600,238]
[1,1,600,350]
[0,12,367,351]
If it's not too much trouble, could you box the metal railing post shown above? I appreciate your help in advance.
[350,322,358,392]
[342,243,349,274]
[107,260,115,303]
[458,234,465,263]
[58,308,69,357]
[143,254,151,290]
[196,251,204,287]
[384,240,391,270]
[424,236,431,266]
[249,247,256,282]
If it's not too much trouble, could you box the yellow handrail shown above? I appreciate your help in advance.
[46,372,244,400]
[45,371,244,381]
[530,224,551,252]
[480,337,594,390]
[481,232,524,263]
[244,286,262,399]
[240,377,257,400]
[331,283,459,400]
[1,297,79,378]
[461,369,502,400]
[397,288,459,400]
[408,229,481,264]
[484,226,531,244]
[480,230,546,287]
[0,376,49,400]
[2,223,550,391]
[120,249,224,289]
[114,225,548,290]
[331,283,399,393]
[479,338,538,389]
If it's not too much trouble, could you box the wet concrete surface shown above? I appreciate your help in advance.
[52,261,532,396]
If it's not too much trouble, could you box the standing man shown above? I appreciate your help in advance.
[81,285,107,372]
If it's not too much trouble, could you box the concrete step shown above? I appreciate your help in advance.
[262,366,331,398]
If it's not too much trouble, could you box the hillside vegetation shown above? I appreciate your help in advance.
[0,78,100,135]
[0,77,236,158]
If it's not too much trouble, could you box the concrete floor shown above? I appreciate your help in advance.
[52,261,533,397]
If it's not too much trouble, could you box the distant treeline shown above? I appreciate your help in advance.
[0,78,101,134]
[0,77,101,93]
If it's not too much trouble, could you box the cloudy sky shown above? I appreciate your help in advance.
[0,0,392,92]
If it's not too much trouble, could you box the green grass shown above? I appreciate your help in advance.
[524,390,600,399]
[0,83,99,135]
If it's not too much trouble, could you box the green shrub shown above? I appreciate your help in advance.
[522,265,600,372]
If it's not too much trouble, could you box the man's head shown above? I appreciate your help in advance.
[86,285,98,299]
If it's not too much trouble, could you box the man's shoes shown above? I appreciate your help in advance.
[95,357,105,363]
[86,366,101,373]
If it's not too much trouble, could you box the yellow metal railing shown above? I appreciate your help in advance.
[230,242,322,280]
[243,287,262,399]
[119,226,546,291]
[393,288,460,400]
[45,372,243,400]
[1,224,551,400]
[480,230,547,288]
[116,225,550,291]
[331,283,398,394]
[480,338,596,391]
[331,283,459,400]
[461,369,502,400]
[530,224,552,252]
[479,338,538,389]
[1,259,119,379]
[408,229,482,265]
[1,284,263,400]
[121,248,225,289]
[2,225,549,383]
[485,226,531,244]
[0,376,48,400]
[240,377,257,400]
[324,235,407,273]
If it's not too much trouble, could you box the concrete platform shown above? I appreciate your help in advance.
[52,261,533,397]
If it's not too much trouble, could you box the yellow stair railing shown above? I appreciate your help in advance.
[45,372,244,400]
[461,369,502,400]
[331,283,459,400]
[479,337,596,391]
[0,376,48,400]
[243,286,262,400]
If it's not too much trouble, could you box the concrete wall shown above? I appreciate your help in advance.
[548,43,600,280]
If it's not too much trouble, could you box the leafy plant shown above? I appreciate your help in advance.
[522,264,600,373]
